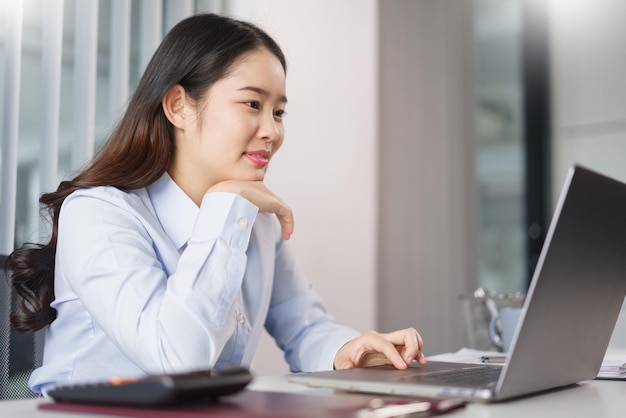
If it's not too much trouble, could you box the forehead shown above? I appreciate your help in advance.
[218,49,287,96]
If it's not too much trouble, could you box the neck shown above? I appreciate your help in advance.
[166,164,210,207]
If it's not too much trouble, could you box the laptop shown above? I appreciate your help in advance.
[289,165,626,402]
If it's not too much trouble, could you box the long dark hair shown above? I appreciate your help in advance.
[7,13,286,334]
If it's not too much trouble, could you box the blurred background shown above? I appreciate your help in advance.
[1,0,625,375]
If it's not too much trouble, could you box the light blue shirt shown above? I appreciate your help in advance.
[30,173,359,394]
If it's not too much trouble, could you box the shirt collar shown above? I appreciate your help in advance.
[147,172,198,251]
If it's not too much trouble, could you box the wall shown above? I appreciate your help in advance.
[549,0,626,187]
[228,0,379,374]
[548,0,626,347]
[377,0,478,355]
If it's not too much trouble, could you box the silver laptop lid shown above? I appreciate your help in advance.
[496,165,626,399]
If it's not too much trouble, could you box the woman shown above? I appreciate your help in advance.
[7,13,426,395]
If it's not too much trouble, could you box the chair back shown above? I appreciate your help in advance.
[0,254,45,400]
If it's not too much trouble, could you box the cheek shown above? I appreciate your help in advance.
[197,118,241,151]
[217,111,256,141]
[276,126,285,149]
[273,136,285,155]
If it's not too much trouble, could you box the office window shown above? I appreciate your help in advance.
[474,0,550,294]
[0,0,223,249]
[1,1,137,247]
[474,0,526,293]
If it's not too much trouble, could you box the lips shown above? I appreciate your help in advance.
[244,150,270,167]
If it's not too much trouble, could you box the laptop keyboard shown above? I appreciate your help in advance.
[398,365,502,388]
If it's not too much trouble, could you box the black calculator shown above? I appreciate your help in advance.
[47,367,253,406]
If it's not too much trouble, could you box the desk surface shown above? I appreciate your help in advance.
[1,375,625,417]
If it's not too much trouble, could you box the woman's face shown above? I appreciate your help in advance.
[172,48,287,195]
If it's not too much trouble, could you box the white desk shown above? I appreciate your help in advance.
[258,376,626,417]
[258,375,626,417]
[1,375,625,417]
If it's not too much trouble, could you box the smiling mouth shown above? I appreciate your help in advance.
[244,150,270,167]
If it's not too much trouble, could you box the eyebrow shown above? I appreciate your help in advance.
[238,86,288,103]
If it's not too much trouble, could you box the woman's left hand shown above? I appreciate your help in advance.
[333,328,427,370]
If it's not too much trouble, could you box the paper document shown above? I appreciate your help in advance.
[596,354,626,380]
[428,348,626,380]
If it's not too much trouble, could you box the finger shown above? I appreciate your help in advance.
[384,328,425,364]
[281,223,293,240]
[378,339,410,370]
[415,332,428,364]
[358,333,408,370]
[275,206,294,240]
[278,215,294,240]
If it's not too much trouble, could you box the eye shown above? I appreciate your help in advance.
[245,101,260,110]
[274,109,286,119]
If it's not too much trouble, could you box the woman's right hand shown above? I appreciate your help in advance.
[208,180,294,240]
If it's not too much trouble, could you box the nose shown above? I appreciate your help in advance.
[258,112,282,143]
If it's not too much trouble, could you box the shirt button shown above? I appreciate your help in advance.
[237,314,245,325]
[237,217,248,230]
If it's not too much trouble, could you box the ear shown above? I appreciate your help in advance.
[162,84,189,129]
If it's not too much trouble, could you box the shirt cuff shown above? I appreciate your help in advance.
[191,192,259,250]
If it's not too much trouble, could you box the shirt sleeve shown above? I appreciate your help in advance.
[56,189,258,374]
[263,238,361,372]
